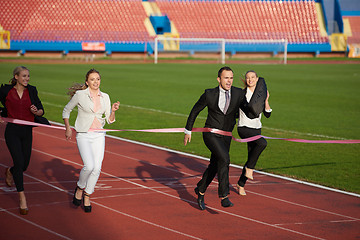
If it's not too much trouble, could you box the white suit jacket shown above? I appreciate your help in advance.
[62,88,113,132]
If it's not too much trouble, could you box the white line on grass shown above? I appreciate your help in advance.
[37,125,360,198]
[41,90,346,140]
[104,133,360,198]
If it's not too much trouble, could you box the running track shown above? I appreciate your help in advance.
[0,124,359,240]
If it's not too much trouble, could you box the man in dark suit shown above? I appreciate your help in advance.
[184,66,245,210]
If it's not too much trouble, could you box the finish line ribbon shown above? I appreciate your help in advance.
[2,117,360,144]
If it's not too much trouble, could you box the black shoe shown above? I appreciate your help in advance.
[84,205,92,213]
[194,187,206,210]
[83,192,92,213]
[72,186,82,206]
[221,197,234,208]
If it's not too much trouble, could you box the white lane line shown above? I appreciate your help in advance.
[0,166,72,240]
[0,207,72,240]
[30,149,327,240]
[2,124,357,239]
[104,133,360,198]
[1,154,203,240]
[33,130,360,216]
[245,190,360,221]
[274,219,359,226]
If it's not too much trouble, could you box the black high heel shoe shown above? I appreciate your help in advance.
[194,187,205,210]
[83,192,92,213]
[72,186,83,206]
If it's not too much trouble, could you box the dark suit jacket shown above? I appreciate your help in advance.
[185,86,245,132]
[0,84,45,118]
[240,77,267,119]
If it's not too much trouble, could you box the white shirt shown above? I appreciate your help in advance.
[218,86,231,114]
[238,88,272,129]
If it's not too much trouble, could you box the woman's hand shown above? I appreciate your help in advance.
[63,118,72,140]
[184,134,191,146]
[30,105,43,116]
[109,101,120,123]
[265,90,271,111]
[112,101,120,112]
[65,127,72,140]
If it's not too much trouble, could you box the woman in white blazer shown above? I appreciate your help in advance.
[62,69,120,213]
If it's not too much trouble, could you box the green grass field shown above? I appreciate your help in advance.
[1,62,359,193]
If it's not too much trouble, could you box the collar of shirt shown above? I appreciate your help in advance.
[86,88,103,99]
[218,86,231,113]
[245,88,253,101]
[218,86,231,96]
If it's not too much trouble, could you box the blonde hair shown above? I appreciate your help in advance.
[67,83,87,98]
[10,66,29,85]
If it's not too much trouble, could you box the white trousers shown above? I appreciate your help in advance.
[76,132,105,195]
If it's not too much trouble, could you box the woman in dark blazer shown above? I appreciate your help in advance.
[0,66,46,215]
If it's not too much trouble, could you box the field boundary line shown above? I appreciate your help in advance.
[28,148,326,240]
[104,133,360,198]
[2,132,355,239]
[46,121,360,198]
[41,91,348,140]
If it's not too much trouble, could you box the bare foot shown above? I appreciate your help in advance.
[83,192,91,207]
[75,187,83,200]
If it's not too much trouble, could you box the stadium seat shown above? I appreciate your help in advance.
[156,0,327,43]
[346,16,360,44]
[0,0,152,43]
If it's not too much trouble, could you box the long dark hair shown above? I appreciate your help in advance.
[67,68,100,97]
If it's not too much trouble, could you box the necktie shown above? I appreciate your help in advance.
[223,91,230,114]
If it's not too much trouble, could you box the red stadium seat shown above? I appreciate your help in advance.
[0,0,152,43]
[156,0,327,43]
[0,0,329,44]
[346,16,360,44]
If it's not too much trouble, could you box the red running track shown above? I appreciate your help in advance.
[0,124,359,240]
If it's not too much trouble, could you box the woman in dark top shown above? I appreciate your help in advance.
[0,66,45,215]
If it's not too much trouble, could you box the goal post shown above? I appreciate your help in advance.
[154,37,288,64]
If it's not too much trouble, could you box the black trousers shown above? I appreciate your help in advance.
[237,126,267,187]
[5,123,33,192]
[197,132,232,198]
